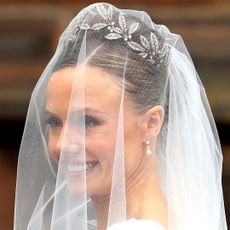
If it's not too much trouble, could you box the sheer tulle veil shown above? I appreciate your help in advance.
[14,3,227,230]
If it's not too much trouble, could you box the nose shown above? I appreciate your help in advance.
[54,125,83,161]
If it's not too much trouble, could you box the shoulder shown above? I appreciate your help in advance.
[107,218,166,230]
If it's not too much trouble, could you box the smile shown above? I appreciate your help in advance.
[66,161,99,173]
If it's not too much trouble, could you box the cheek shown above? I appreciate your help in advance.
[85,134,116,163]
[124,122,144,175]
[85,125,119,173]
[47,131,59,161]
[85,133,117,196]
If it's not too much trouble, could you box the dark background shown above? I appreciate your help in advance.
[0,0,229,229]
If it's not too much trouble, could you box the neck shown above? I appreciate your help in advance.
[91,195,110,230]
[91,156,168,230]
[126,171,168,229]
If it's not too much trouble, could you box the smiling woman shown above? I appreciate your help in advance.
[14,3,227,230]
[46,66,123,197]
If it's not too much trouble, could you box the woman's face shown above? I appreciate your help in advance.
[46,66,148,197]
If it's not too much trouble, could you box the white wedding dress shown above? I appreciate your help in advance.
[108,219,166,230]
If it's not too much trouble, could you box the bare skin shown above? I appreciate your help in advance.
[46,66,168,230]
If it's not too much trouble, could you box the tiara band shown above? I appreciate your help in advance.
[67,4,171,68]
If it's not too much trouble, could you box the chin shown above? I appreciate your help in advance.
[66,181,111,199]
[65,173,112,198]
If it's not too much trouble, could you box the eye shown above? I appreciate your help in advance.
[46,117,62,129]
[85,116,99,128]
[68,112,102,131]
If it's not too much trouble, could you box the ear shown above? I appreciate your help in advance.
[143,105,165,139]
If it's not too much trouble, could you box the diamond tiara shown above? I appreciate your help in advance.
[66,4,171,68]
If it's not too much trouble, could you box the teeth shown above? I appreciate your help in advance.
[67,161,98,172]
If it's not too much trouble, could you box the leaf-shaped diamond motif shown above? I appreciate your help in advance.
[159,44,169,58]
[92,23,107,30]
[119,14,127,31]
[127,41,145,52]
[150,32,159,54]
[65,17,80,37]
[129,22,139,35]
[139,52,148,58]
[105,33,123,40]
[159,45,170,65]
[140,35,150,50]
[107,6,113,21]
[74,27,80,34]
[113,27,123,34]
[164,52,170,66]
[96,4,107,20]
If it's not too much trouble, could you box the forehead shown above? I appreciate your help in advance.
[47,66,121,109]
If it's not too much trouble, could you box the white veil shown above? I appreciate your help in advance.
[14,3,227,230]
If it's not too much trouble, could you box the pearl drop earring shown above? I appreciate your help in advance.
[145,140,152,156]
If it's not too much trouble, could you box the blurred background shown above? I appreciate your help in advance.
[0,0,229,229]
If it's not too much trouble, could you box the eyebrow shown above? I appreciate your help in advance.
[83,107,105,114]
[69,108,106,118]
[45,107,105,118]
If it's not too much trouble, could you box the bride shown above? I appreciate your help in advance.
[14,3,227,230]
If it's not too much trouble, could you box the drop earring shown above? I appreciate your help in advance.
[145,140,152,156]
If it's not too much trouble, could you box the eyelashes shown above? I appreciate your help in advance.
[45,117,62,129]
[71,115,101,130]
[84,116,100,128]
